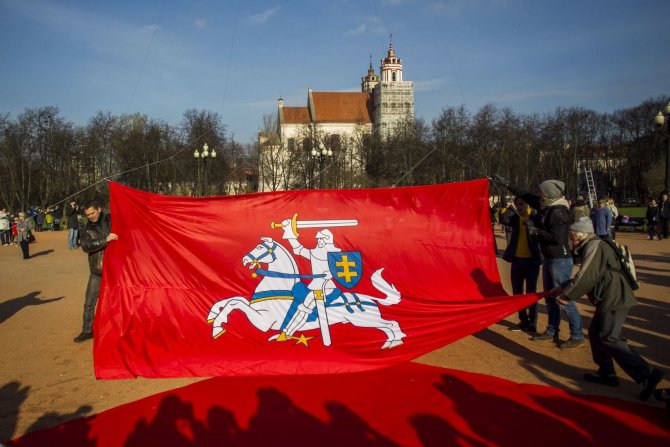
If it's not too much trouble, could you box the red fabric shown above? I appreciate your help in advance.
[94,179,540,378]
[9,363,670,446]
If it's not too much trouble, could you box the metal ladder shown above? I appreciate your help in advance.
[584,168,597,209]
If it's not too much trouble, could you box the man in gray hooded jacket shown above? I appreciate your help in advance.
[505,179,584,348]
[552,217,663,400]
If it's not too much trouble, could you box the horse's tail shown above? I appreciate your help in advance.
[370,268,401,305]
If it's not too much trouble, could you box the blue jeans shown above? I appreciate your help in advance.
[542,257,584,340]
[510,258,540,329]
[68,228,78,249]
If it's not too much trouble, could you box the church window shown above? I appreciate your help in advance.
[392,72,396,81]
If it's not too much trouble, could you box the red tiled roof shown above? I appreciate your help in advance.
[282,107,310,124]
[311,92,373,124]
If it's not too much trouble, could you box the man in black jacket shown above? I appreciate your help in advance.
[502,178,585,349]
[74,201,118,343]
[659,191,670,239]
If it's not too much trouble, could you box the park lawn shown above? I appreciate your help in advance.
[618,207,646,218]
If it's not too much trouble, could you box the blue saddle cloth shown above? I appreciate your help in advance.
[278,283,341,331]
[278,282,376,331]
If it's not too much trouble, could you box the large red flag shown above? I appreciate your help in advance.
[94,179,539,378]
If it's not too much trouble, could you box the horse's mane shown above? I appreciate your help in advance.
[262,238,299,275]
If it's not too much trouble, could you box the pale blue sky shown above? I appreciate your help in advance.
[1,0,669,144]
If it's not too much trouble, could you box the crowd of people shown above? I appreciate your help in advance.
[493,191,670,243]
[492,177,668,409]
[0,202,86,255]
[0,200,117,343]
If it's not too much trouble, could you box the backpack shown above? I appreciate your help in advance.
[600,239,640,291]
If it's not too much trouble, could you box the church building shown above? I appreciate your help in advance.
[258,40,414,192]
[277,40,414,148]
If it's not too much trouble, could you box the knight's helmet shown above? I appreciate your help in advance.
[315,228,334,244]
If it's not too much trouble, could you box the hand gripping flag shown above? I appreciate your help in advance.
[94,179,540,378]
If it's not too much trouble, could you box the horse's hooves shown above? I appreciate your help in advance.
[213,327,226,339]
[206,312,217,322]
[386,339,404,349]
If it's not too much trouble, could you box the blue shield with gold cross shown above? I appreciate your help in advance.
[328,251,363,289]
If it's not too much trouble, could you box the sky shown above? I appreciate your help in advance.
[1,0,669,144]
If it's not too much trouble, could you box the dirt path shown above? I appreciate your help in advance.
[1,229,668,441]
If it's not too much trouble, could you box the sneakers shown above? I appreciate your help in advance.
[559,338,585,350]
[509,323,537,333]
[640,368,664,401]
[73,331,94,343]
[530,332,557,342]
[584,373,620,387]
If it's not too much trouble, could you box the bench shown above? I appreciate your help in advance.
[615,218,645,232]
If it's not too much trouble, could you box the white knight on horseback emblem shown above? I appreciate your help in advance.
[206,213,406,348]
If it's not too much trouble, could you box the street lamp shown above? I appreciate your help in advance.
[654,100,670,192]
[311,141,333,189]
[193,143,217,196]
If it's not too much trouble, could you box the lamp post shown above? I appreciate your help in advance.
[655,101,670,192]
[193,143,216,196]
[311,141,333,189]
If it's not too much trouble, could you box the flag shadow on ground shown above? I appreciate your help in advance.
[8,363,670,446]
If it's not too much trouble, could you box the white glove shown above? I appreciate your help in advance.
[281,218,298,239]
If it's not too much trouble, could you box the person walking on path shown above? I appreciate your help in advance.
[74,201,118,343]
[0,208,10,246]
[35,209,44,232]
[659,191,670,239]
[500,196,543,333]
[551,217,664,400]
[500,177,585,349]
[15,212,33,259]
[592,199,612,240]
[607,198,619,240]
[569,197,590,223]
[646,198,660,240]
[66,201,80,250]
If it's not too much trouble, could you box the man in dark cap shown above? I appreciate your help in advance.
[501,178,585,349]
[551,217,664,399]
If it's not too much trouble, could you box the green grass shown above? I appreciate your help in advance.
[618,207,646,218]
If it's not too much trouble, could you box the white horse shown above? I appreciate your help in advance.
[206,237,406,349]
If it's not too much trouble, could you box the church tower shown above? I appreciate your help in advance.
[361,55,379,93]
[373,39,414,139]
[380,41,403,82]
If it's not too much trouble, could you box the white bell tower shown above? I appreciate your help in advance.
[373,37,414,139]
[380,40,403,82]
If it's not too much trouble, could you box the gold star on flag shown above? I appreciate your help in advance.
[295,334,313,347]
